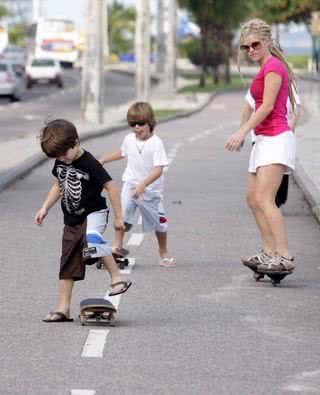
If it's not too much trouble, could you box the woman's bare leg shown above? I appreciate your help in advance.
[255,164,290,257]
[246,173,275,255]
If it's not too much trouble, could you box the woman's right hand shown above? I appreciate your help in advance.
[225,130,246,152]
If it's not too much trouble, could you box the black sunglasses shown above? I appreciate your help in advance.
[128,120,147,127]
[240,41,262,53]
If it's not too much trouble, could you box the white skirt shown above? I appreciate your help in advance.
[249,131,296,174]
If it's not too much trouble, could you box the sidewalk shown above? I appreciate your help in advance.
[1,64,320,225]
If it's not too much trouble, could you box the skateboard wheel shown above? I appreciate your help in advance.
[254,273,264,281]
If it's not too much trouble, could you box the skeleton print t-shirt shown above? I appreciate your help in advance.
[52,150,112,225]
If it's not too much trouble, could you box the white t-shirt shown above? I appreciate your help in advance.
[120,133,168,194]
[245,85,301,142]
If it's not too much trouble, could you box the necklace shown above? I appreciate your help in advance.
[136,139,147,154]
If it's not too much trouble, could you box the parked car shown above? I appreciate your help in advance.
[25,58,63,89]
[1,45,27,66]
[0,61,24,101]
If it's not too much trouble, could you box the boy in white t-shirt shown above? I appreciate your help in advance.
[99,102,176,267]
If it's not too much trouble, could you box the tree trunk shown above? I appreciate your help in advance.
[200,24,209,87]
[223,33,231,84]
[212,66,219,84]
[135,0,150,100]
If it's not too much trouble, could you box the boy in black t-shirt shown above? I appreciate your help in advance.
[34,119,132,323]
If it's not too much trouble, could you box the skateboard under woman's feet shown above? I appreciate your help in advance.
[257,269,293,286]
[245,264,293,286]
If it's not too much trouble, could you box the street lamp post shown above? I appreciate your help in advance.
[163,0,177,95]
[156,0,166,75]
[82,0,105,124]
[135,0,150,101]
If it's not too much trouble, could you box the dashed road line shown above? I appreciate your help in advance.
[71,390,96,395]
[81,329,110,358]
[127,232,144,246]
[119,257,136,275]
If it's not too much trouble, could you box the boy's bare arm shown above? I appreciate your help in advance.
[103,180,125,231]
[34,179,60,225]
[99,150,123,165]
[133,166,163,198]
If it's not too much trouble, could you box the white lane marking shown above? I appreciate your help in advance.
[127,233,144,246]
[120,257,136,275]
[105,292,121,310]
[71,390,96,395]
[187,122,238,144]
[23,114,41,121]
[210,103,225,110]
[138,215,142,225]
[81,329,110,358]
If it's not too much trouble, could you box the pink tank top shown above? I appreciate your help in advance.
[250,56,290,136]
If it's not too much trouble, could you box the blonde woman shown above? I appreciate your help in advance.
[225,19,297,274]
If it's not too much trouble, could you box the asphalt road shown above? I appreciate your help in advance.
[0,68,135,142]
[1,91,320,394]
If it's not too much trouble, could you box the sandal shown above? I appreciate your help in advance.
[109,280,132,296]
[257,255,295,273]
[160,257,176,267]
[43,311,73,323]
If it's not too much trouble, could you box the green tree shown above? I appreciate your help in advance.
[251,0,320,25]
[8,23,27,46]
[0,5,9,20]
[178,0,251,86]
[108,1,136,55]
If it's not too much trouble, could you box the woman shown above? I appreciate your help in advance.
[225,19,297,274]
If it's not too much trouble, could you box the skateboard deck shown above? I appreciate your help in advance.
[79,298,117,326]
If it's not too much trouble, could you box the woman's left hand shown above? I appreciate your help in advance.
[225,130,246,152]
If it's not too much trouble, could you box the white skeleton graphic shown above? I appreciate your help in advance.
[56,165,90,214]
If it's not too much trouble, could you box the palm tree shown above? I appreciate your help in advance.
[108,1,136,55]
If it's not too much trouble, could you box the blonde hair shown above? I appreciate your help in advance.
[238,18,297,110]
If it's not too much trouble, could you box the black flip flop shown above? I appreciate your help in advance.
[109,280,132,296]
[43,312,74,323]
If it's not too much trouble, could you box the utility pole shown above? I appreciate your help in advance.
[163,0,177,95]
[135,0,150,101]
[33,0,44,22]
[156,0,165,75]
[82,0,106,124]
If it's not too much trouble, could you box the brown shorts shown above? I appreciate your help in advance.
[59,221,87,281]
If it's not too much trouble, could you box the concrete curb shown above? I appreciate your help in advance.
[293,159,320,223]
[0,92,215,194]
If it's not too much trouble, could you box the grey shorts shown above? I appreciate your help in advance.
[121,183,168,233]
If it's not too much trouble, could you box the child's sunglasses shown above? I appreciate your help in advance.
[128,120,147,127]
[239,41,262,53]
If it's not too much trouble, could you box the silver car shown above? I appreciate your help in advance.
[0,62,24,101]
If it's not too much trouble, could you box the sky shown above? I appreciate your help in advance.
[43,0,136,29]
